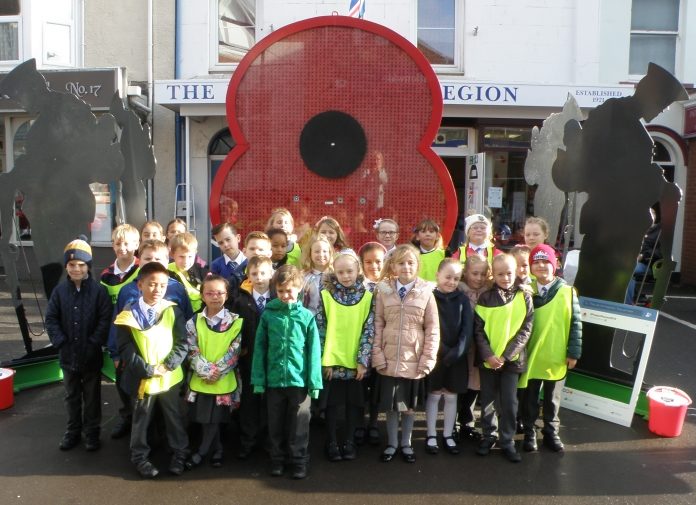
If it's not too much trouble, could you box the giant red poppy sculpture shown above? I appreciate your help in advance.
[210,16,456,246]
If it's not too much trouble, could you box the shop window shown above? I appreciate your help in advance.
[212,0,255,69]
[417,0,462,71]
[481,126,532,150]
[0,0,21,63]
[629,0,680,76]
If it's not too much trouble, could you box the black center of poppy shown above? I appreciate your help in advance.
[299,110,367,179]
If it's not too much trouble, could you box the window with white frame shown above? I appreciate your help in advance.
[0,0,21,63]
[629,0,680,76]
[213,0,255,68]
[41,0,78,67]
[417,0,461,71]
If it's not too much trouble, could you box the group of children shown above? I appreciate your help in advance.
[45,209,582,481]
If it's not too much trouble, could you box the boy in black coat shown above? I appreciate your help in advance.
[229,255,275,459]
[46,238,112,451]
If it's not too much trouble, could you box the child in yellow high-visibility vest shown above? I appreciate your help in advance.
[115,261,189,479]
[315,250,374,462]
[520,244,582,453]
[474,254,533,463]
[185,275,249,469]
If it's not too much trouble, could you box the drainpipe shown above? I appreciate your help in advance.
[146,0,155,218]
[174,0,183,205]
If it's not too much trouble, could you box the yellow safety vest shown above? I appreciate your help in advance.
[189,315,242,394]
[168,263,202,312]
[321,289,373,369]
[101,267,140,305]
[419,248,446,282]
[520,284,573,386]
[287,242,302,267]
[475,291,526,369]
[114,301,183,397]
[459,244,494,266]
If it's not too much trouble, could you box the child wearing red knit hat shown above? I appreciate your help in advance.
[519,244,582,453]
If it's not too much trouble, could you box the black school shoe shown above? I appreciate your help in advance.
[59,433,80,451]
[501,445,522,463]
[269,462,284,477]
[136,460,159,479]
[442,436,460,455]
[342,441,357,461]
[326,442,342,462]
[523,433,538,452]
[291,464,308,479]
[543,434,565,452]
[400,446,416,464]
[380,445,397,462]
[425,436,439,455]
[476,437,497,456]
[169,455,187,476]
[85,437,101,452]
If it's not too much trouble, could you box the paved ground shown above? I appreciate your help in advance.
[0,279,694,505]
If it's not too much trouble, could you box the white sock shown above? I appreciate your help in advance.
[426,393,441,438]
[443,393,458,439]
[401,413,415,450]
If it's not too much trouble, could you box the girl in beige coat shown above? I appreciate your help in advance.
[372,244,439,463]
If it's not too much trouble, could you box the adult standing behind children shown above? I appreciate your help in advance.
[115,262,190,478]
[520,244,582,453]
[474,254,533,463]
[46,238,112,452]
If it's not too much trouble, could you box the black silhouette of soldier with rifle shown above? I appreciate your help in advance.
[552,62,686,382]
[0,59,123,355]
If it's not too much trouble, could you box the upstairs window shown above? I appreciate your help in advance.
[0,0,21,63]
[417,0,462,72]
[629,0,680,75]
[213,0,255,69]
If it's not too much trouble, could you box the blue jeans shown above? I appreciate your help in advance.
[624,262,649,304]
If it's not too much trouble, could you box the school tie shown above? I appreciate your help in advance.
[256,295,266,312]
[540,286,547,298]
[398,286,407,300]
[146,307,156,326]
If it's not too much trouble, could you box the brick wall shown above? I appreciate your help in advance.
[681,140,696,286]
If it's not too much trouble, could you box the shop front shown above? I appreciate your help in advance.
[156,77,688,272]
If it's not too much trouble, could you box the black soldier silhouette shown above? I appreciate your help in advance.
[552,62,686,382]
[553,62,686,303]
[0,59,123,298]
[110,94,156,230]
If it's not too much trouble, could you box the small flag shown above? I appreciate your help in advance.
[348,0,366,19]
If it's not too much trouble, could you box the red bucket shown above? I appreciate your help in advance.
[647,386,692,437]
[0,368,16,410]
